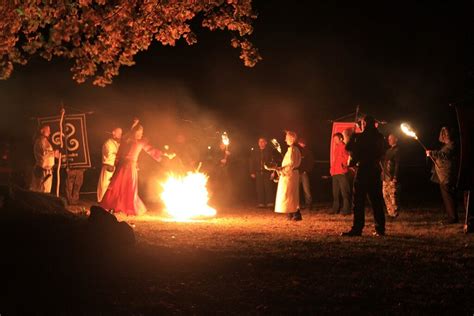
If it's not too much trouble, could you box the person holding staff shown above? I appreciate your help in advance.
[30,124,59,193]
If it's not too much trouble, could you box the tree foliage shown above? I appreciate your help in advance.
[0,0,261,86]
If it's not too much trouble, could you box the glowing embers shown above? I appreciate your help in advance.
[161,171,216,221]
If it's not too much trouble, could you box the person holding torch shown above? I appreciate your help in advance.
[426,126,459,224]
[273,130,302,221]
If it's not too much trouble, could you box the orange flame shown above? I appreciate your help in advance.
[400,123,418,139]
[161,171,216,220]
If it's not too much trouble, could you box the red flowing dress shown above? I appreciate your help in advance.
[100,138,162,216]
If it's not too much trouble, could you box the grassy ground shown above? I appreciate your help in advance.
[111,205,474,314]
[2,204,474,314]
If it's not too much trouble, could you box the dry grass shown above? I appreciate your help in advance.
[2,204,474,314]
[105,205,474,314]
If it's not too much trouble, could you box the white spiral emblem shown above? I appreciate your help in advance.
[52,123,80,152]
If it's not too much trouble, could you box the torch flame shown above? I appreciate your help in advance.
[271,138,282,154]
[221,132,230,146]
[161,171,216,221]
[400,123,418,139]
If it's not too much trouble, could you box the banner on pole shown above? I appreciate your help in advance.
[37,113,91,168]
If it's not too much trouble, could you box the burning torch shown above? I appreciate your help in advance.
[221,132,230,163]
[270,138,282,155]
[267,138,283,183]
[400,123,438,167]
[221,132,230,149]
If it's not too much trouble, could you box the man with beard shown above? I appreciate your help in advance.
[30,124,59,193]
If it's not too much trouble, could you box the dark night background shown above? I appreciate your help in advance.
[0,0,472,205]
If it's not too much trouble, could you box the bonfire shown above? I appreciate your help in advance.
[161,171,216,221]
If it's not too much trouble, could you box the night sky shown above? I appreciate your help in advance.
[0,0,472,165]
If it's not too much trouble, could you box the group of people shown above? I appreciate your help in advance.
[30,115,460,233]
[256,115,460,236]
[330,128,401,219]
[30,120,175,215]
[248,135,314,214]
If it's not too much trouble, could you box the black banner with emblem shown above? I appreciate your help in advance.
[37,113,91,168]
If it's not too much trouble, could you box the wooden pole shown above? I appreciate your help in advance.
[56,106,65,197]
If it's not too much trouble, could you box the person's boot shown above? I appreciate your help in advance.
[293,210,302,221]
[372,230,385,237]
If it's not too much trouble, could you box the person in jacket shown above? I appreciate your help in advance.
[382,134,401,218]
[341,115,386,236]
[249,137,277,208]
[426,126,459,224]
[330,133,351,215]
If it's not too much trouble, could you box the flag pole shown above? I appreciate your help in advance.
[56,105,65,197]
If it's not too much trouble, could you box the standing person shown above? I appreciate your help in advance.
[426,127,459,224]
[30,124,59,193]
[211,142,232,206]
[274,131,302,221]
[330,133,351,215]
[97,127,122,202]
[249,137,276,208]
[382,134,401,218]
[297,138,314,210]
[341,115,386,236]
[101,122,174,216]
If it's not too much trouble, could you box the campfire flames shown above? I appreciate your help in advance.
[161,171,216,220]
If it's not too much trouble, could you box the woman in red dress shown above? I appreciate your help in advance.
[101,123,169,216]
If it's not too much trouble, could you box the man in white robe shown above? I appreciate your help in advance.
[30,124,58,193]
[275,131,302,221]
[97,127,122,202]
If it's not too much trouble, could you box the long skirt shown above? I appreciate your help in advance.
[100,161,147,216]
[97,165,114,202]
[275,170,300,213]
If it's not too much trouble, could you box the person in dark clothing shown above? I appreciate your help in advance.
[297,138,314,210]
[209,142,232,207]
[66,167,86,205]
[249,137,277,208]
[382,134,401,218]
[341,115,386,237]
[427,127,459,224]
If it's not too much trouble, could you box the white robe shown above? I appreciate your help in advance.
[97,138,120,202]
[275,145,301,213]
[30,136,55,193]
